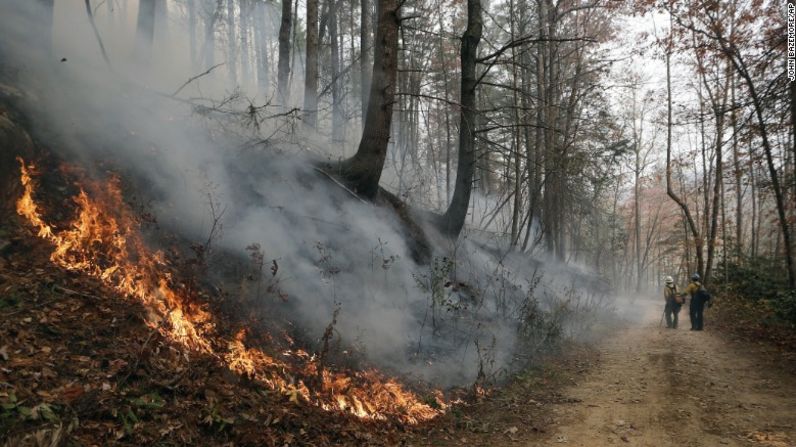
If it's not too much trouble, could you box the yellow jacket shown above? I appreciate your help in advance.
[685,281,702,296]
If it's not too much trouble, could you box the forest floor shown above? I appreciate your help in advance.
[3,209,796,446]
[430,301,796,447]
[0,220,442,446]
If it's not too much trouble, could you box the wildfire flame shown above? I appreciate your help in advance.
[15,157,443,424]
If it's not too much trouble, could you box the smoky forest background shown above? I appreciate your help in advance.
[0,0,794,445]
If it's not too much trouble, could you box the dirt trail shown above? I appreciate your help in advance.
[533,300,796,447]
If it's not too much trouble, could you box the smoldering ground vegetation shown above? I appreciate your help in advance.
[0,1,627,390]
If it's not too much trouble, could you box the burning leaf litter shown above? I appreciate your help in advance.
[14,157,444,424]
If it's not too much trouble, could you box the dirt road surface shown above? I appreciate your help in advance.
[533,300,796,447]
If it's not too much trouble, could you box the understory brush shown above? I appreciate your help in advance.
[716,257,796,329]
[412,252,614,389]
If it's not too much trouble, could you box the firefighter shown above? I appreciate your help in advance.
[685,273,711,331]
[663,276,682,329]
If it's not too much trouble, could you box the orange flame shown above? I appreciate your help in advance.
[15,157,443,424]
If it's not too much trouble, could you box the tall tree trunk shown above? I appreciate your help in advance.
[693,41,730,285]
[360,0,372,119]
[255,0,270,95]
[509,0,521,247]
[338,0,400,199]
[136,0,156,61]
[240,0,252,85]
[721,164,727,280]
[698,86,710,246]
[548,0,564,261]
[724,47,796,287]
[303,0,319,127]
[204,0,223,67]
[749,152,758,257]
[525,10,545,251]
[155,0,168,38]
[436,11,453,203]
[540,0,554,254]
[664,31,704,278]
[694,12,796,286]
[439,0,482,237]
[188,0,198,68]
[226,0,237,83]
[330,0,344,144]
[287,0,299,95]
[634,147,642,291]
[520,6,538,251]
[704,110,724,284]
[348,0,358,119]
[277,0,293,103]
[731,72,742,258]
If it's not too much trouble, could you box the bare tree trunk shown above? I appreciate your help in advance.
[721,164,727,280]
[204,0,223,67]
[255,0,270,95]
[303,0,319,127]
[634,147,642,291]
[693,42,730,284]
[436,12,453,203]
[439,0,482,237]
[521,8,538,251]
[664,32,704,278]
[540,0,554,255]
[277,0,293,103]
[698,86,710,247]
[731,72,742,258]
[525,12,545,251]
[695,12,796,286]
[509,0,521,247]
[360,0,372,119]
[155,0,168,38]
[704,111,724,284]
[338,0,400,199]
[749,152,758,258]
[727,51,796,287]
[226,0,237,83]
[330,0,344,144]
[349,0,358,121]
[188,0,198,68]
[287,0,299,95]
[136,0,156,61]
[240,0,252,86]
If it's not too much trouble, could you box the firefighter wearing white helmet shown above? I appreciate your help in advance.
[663,275,682,329]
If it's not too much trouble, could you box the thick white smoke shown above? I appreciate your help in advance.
[0,0,621,387]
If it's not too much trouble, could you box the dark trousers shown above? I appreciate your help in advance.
[690,297,707,330]
[665,299,681,328]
